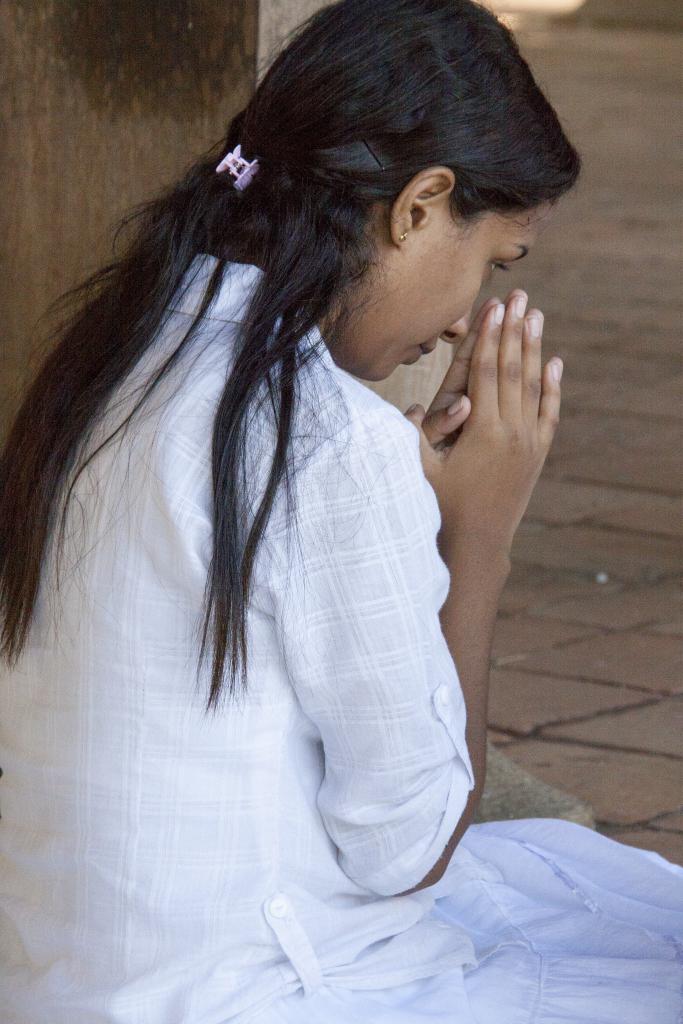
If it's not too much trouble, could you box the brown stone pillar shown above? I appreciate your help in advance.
[0,1,257,437]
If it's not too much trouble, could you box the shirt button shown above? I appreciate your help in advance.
[435,684,450,707]
[268,895,290,918]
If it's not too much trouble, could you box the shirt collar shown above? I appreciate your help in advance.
[170,253,328,358]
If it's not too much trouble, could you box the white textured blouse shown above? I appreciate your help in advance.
[0,255,478,1023]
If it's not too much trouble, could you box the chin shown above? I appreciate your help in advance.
[330,351,418,382]
[356,367,393,382]
[346,360,400,382]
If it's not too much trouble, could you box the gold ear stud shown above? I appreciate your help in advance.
[399,231,408,242]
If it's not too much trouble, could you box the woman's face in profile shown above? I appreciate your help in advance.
[323,168,552,381]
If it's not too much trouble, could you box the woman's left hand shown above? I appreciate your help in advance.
[406,296,502,451]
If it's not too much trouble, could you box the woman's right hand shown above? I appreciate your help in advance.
[404,290,563,561]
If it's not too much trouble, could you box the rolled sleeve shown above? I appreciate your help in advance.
[270,401,475,897]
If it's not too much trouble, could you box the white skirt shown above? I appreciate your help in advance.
[256,819,683,1023]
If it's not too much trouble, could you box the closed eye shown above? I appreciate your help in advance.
[491,261,511,272]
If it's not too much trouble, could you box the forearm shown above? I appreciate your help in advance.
[439,533,511,802]
[398,534,511,895]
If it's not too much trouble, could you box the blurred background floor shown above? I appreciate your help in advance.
[479,7,682,864]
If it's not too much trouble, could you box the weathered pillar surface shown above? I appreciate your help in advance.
[0,1,257,437]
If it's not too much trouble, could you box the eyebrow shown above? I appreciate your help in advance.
[513,245,529,261]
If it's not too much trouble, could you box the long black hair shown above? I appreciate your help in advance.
[0,0,581,713]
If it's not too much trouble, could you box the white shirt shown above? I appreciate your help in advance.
[0,254,477,1023]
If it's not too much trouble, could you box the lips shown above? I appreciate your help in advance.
[405,342,435,363]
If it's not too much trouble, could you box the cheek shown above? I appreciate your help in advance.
[445,265,486,319]
[445,249,483,288]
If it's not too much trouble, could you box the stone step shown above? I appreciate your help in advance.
[475,741,596,828]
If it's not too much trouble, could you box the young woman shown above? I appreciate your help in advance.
[1,1,681,1022]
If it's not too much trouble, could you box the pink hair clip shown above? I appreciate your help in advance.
[215,143,260,191]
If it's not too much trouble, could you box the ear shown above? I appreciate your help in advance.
[390,167,456,243]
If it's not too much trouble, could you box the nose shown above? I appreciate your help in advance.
[421,311,472,353]
[429,297,503,350]
[441,312,472,343]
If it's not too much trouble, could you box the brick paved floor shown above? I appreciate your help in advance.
[481,23,683,864]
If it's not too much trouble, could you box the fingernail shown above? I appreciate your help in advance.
[447,397,464,415]
[514,294,528,318]
[493,303,505,325]
[551,359,563,382]
[527,315,542,339]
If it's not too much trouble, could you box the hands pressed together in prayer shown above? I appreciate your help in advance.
[406,293,504,451]
[404,288,564,562]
